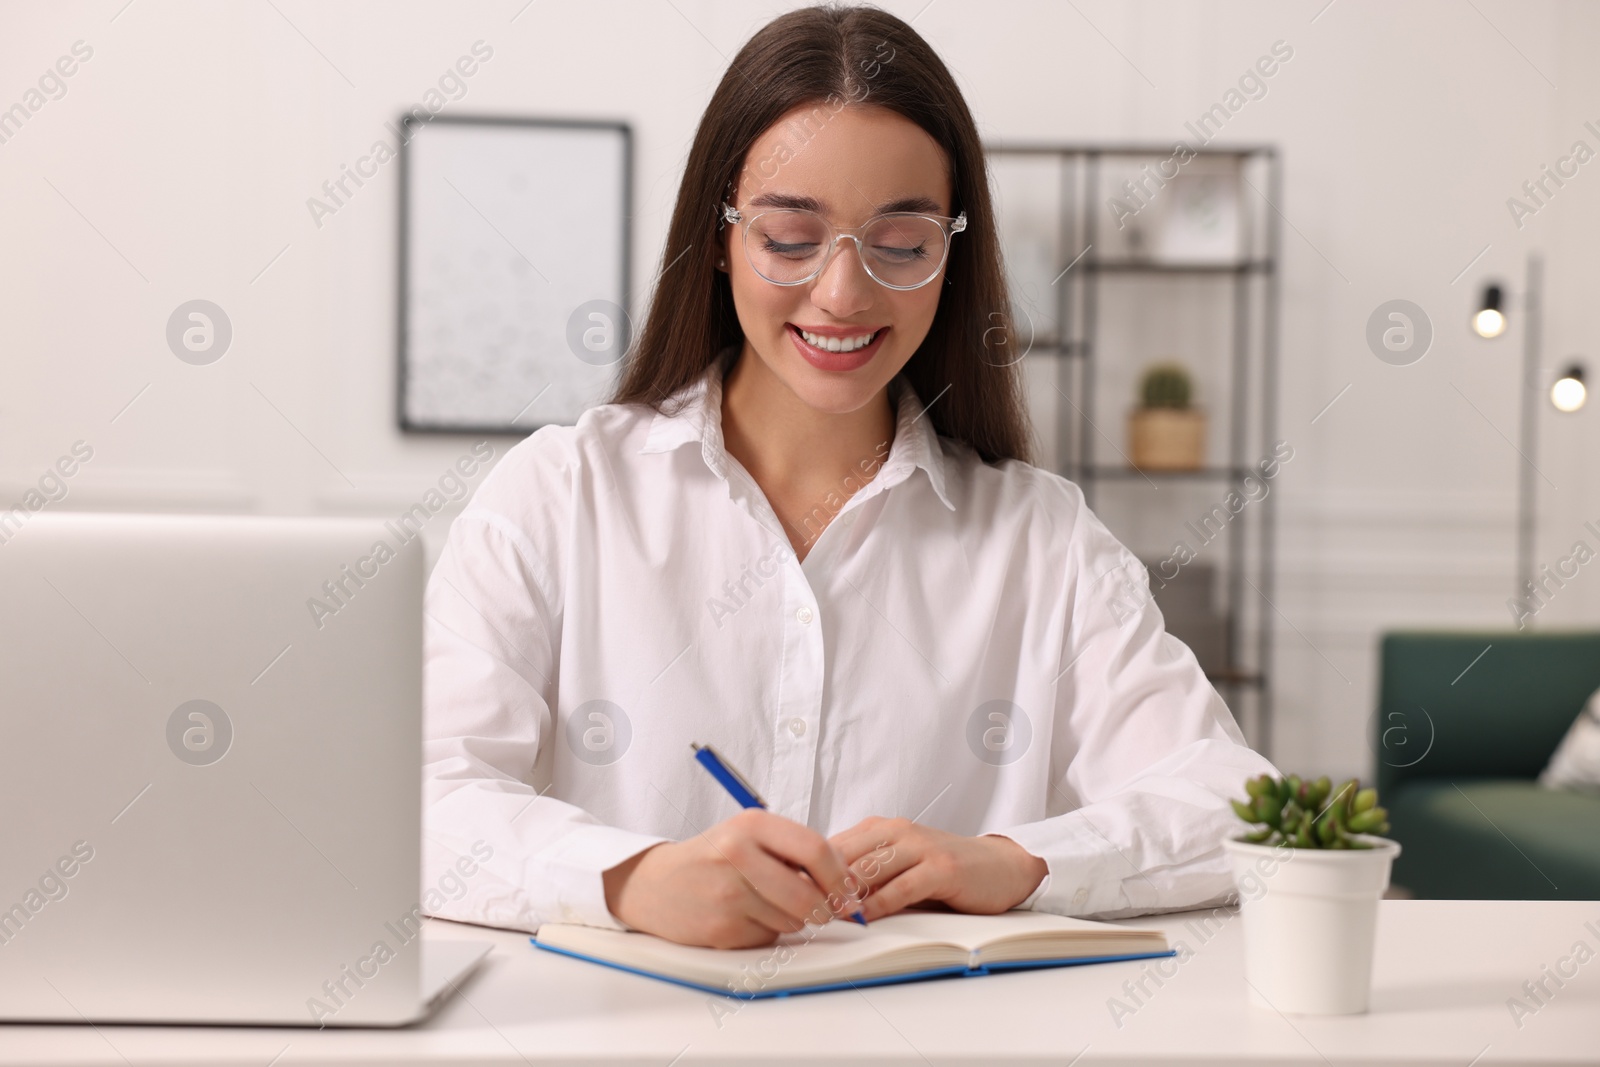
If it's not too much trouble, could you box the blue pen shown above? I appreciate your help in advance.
[691,742,868,926]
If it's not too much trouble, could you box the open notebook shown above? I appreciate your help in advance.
[530,908,1173,999]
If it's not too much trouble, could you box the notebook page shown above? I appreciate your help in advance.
[535,912,959,990]
[534,908,1163,990]
[858,908,1163,952]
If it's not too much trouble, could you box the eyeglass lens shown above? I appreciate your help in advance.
[744,210,949,287]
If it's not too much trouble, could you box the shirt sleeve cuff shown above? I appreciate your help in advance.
[1018,871,1052,910]
[537,823,672,932]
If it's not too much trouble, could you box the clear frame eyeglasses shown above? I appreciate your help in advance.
[719,201,967,291]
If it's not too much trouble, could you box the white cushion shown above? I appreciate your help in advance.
[1539,686,1600,793]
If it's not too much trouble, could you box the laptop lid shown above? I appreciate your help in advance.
[0,512,435,1025]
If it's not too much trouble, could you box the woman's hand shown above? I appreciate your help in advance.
[602,808,868,949]
[828,817,1048,922]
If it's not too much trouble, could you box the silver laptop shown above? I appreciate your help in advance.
[0,512,489,1026]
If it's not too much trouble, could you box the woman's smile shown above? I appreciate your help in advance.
[785,322,890,372]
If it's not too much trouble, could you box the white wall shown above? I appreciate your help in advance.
[3,0,1596,779]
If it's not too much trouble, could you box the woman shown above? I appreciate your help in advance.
[422,4,1278,950]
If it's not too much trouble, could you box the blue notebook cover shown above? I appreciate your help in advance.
[530,937,1177,1000]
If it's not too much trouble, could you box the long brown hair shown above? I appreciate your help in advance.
[610,3,1033,466]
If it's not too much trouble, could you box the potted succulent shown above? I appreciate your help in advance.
[1128,363,1205,470]
[1222,774,1401,1015]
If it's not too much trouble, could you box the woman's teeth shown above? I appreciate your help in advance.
[798,327,879,352]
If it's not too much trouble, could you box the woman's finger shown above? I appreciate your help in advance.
[839,843,920,921]
[717,905,802,948]
[857,861,944,922]
[848,836,916,900]
[739,884,815,938]
[795,868,864,921]
[733,845,842,928]
[743,812,864,918]
[829,820,900,866]
[825,831,889,863]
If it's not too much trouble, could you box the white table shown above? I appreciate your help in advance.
[2,900,1596,1065]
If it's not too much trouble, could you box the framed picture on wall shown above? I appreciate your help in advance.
[398,115,631,434]
[1151,158,1243,265]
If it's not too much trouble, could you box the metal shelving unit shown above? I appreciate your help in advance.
[987,143,1282,757]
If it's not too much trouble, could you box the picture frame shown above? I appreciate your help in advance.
[397,114,632,434]
[1151,158,1244,265]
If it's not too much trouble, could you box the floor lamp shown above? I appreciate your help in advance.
[1474,254,1589,603]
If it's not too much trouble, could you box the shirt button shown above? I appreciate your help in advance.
[1072,887,1089,909]
[796,606,814,624]
[789,718,807,737]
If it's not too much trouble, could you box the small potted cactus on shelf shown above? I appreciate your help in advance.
[1128,362,1205,470]
[1222,773,1402,1016]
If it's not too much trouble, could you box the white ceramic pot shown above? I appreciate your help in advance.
[1222,835,1401,1015]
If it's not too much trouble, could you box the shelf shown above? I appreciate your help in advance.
[1023,338,1080,354]
[985,141,1280,759]
[1083,260,1271,275]
[1070,465,1257,481]
[985,142,1275,160]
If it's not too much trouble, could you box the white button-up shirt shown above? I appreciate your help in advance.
[421,351,1279,934]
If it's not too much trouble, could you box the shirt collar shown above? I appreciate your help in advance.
[639,348,955,512]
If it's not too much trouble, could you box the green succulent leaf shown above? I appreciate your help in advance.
[1237,772,1384,848]
[1348,809,1385,833]
[1323,801,1344,832]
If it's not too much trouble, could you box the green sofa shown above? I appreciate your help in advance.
[1376,631,1600,899]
